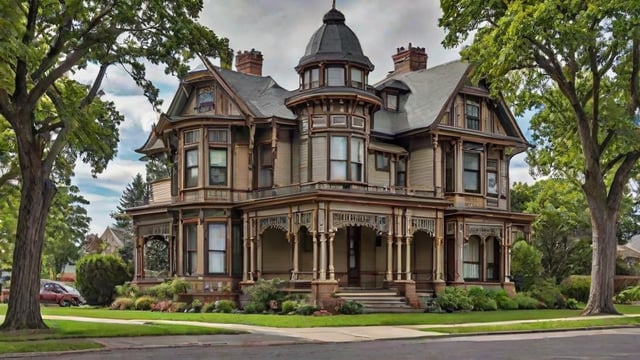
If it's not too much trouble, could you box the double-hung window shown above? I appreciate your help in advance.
[463,152,481,193]
[207,223,226,274]
[208,129,228,186]
[258,143,273,188]
[465,99,480,130]
[330,136,364,181]
[303,68,320,89]
[184,129,200,188]
[327,67,345,86]
[196,88,214,113]
[396,157,407,187]
[183,223,197,275]
[350,68,363,88]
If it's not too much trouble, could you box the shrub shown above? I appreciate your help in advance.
[280,300,299,314]
[75,254,131,306]
[560,276,591,303]
[566,298,579,309]
[435,287,473,312]
[496,296,519,310]
[169,278,191,295]
[174,302,188,312]
[295,304,318,315]
[514,294,540,309]
[614,286,640,304]
[336,300,364,314]
[243,301,265,314]
[511,240,543,292]
[111,297,135,310]
[466,287,498,311]
[215,300,235,313]
[189,298,203,313]
[244,279,285,312]
[528,280,567,309]
[135,295,157,310]
[202,302,216,313]
[144,282,173,300]
[115,283,141,298]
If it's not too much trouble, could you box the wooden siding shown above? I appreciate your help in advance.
[274,129,291,186]
[409,138,434,190]
[233,144,250,190]
[299,138,308,183]
[151,179,171,204]
[291,132,300,184]
[311,136,327,181]
[367,153,390,187]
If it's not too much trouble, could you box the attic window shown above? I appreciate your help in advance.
[465,99,480,130]
[386,93,398,111]
[196,87,214,113]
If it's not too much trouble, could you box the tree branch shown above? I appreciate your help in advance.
[41,88,72,174]
[598,130,615,155]
[602,153,626,175]
[0,165,20,187]
[630,37,640,114]
[80,63,109,108]
[31,9,74,81]
[13,0,39,103]
[608,151,640,210]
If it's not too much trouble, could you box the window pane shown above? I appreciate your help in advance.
[208,129,227,143]
[189,252,197,273]
[186,168,198,187]
[187,225,197,249]
[208,252,225,273]
[350,163,362,181]
[208,223,226,250]
[260,144,272,166]
[464,152,479,170]
[209,167,226,185]
[327,67,345,86]
[311,68,319,88]
[331,115,347,126]
[376,153,389,170]
[463,170,479,192]
[186,149,198,167]
[351,68,363,88]
[209,149,226,166]
[331,161,347,180]
[351,138,363,163]
[331,136,347,160]
[259,167,273,187]
[387,93,398,110]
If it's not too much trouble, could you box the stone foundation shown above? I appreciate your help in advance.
[311,280,338,308]
[394,280,418,307]
[502,281,516,296]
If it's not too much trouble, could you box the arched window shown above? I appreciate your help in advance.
[463,235,481,280]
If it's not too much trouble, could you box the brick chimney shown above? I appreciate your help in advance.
[235,49,263,76]
[391,43,428,74]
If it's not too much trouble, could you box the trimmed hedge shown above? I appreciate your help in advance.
[76,254,131,306]
[560,275,591,303]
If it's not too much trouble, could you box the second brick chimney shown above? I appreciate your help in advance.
[235,49,263,76]
[391,43,428,74]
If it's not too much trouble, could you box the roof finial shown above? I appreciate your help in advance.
[332,0,336,9]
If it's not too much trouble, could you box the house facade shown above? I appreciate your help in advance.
[127,6,534,306]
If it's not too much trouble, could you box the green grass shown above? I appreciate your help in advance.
[0,318,243,355]
[424,316,640,334]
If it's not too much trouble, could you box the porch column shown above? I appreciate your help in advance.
[249,236,255,281]
[242,235,249,282]
[256,234,263,279]
[435,237,443,281]
[386,233,393,281]
[456,228,465,282]
[396,235,403,281]
[312,231,318,280]
[328,230,335,281]
[319,232,327,281]
[292,232,299,280]
[405,235,413,280]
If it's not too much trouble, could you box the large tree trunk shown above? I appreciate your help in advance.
[582,200,619,315]
[0,145,56,330]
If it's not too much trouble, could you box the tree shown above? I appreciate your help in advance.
[110,173,148,264]
[0,1,230,330]
[510,239,543,291]
[440,0,640,315]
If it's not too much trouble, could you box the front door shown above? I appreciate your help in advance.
[347,227,361,287]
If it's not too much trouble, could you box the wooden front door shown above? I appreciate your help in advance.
[347,227,361,287]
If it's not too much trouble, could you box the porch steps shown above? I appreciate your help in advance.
[335,289,424,313]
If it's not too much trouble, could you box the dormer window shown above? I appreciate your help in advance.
[386,93,398,111]
[465,99,480,130]
[326,66,345,86]
[196,87,214,113]
[350,67,363,88]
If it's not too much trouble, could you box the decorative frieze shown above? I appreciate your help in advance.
[332,212,389,233]
[258,215,289,234]
[139,223,171,236]
[293,211,313,231]
[410,217,435,235]
[466,224,503,240]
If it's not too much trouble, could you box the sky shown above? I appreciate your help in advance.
[72,0,535,235]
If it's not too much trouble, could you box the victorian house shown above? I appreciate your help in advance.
[128,6,534,307]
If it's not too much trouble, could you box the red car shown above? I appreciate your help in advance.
[40,281,82,306]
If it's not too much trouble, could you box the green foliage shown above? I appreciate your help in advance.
[336,300,364,315]
[614,286,640,304]
[616,258,636,276]
[527,280,567,309]
[201,302,216,313]
[214,300,235,313]
[560,276,591,303]
[169,278,191,295]
[496,296,519,310]
[511,240,543,291]
[295,304,319,316]
[280,300,299,314]
[435,287,473,312]
[244,279,284,313]
[110,297,135,310]
[243,301,265,314]
[189,299,203,313]
[115,283,141,298]
[514,294,541,310]
[566,298,579,310]
[134,296,156,311]
[174,302,188,313]
[144,282,173,300]
[75,254,131,306]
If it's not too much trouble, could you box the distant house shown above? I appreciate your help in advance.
[618,234,640,266]
[84,227,130,255]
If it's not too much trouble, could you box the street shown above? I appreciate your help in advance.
[10,328,640,360]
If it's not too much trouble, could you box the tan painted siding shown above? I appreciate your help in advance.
[367,153,390,187]
[261,229,290,274]
[151,179,171,204]
[291,132,300,184]
[233,144,250,190]
[409,137,434,190]
[311,136,327,181]
[274,129,291,186]
[299,139,308,183]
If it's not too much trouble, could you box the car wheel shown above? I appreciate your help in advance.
[60,300,71,307]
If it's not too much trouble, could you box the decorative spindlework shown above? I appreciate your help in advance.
[139,223,170,236]
[258,215,289,234]
[446,222,456,235]
[467,224,503,240]
[332,212,389,233]
[293,211,313,232]
[409,217,435,235]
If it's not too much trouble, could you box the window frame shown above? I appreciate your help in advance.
[396,156,407,188]
[326,66,345,86]
[465,99,481,130]
[329,135,365,181]
[350,67,363,88]
[386,92,398,111]
[258,142,273,188]
[183,222,198,275]
[196,87,214,113]
[375,152,390,171]
[184,148,199,188]
[463,151,481,193]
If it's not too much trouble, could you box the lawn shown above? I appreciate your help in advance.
[2,304,639,328]
[0,318,243,355]
[425,316,640,334]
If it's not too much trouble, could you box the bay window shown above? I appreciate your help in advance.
[350,67,363,88]
[463,152,481,193]
[208,149,227,185]
[330,136,364,181]
[184,149,199,188]
[258,143,273,188]
[183,223,197,275]
[327,66,345,86]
